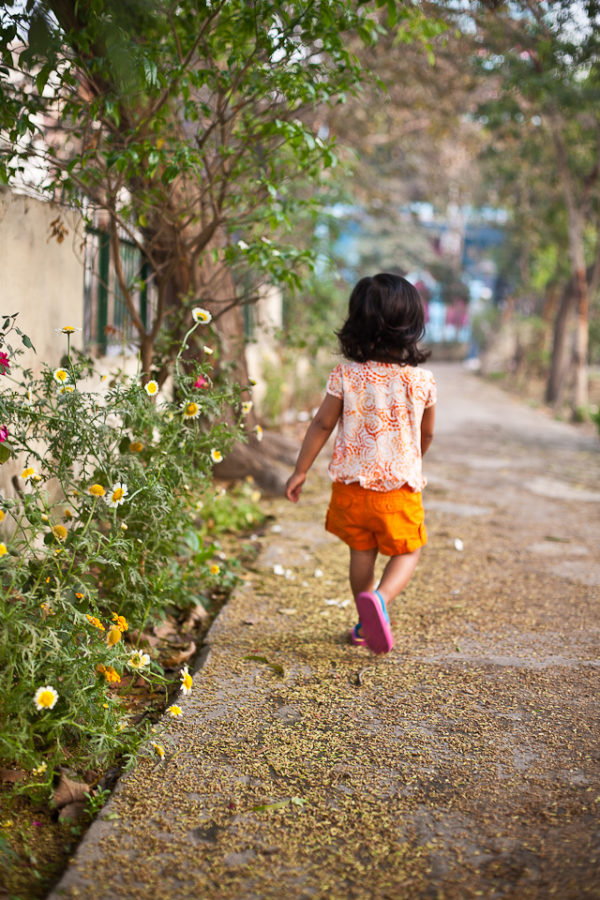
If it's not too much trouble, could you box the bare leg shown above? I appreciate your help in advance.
[376,548,421,605]
[349,547,378,599]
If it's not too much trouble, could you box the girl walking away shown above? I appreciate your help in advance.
[285,273,436,655]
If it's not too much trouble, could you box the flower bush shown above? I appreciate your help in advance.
[0,312,251,784]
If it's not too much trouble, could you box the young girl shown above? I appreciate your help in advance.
[285,273,436,654]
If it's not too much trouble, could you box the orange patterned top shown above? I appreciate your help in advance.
[326,361,436,492]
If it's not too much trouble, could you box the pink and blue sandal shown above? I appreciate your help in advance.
[355,590,394,655]
[349,623,367,646]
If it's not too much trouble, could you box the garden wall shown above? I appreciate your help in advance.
[0,187,85,367]
[0,188,85,503]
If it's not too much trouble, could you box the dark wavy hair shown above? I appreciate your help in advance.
[336,273,430,365]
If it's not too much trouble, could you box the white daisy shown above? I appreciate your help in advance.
[107,482,128,508]
[181,400,201,420]
[192,307,212,325]
[33,685,59,711]
[180,666,193,695]
[128,650,151,670]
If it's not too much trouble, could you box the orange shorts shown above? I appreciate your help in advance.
[325,481,427,557]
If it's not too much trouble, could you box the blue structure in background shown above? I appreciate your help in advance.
[329,205,506,351]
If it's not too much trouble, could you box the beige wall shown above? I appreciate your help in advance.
[0,189,85,507]
[0,187,85,369]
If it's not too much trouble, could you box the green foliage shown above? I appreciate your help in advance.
[472,1,600,298]
[0,313,250,780]
[0,0,424,364]
[196,480,264,538]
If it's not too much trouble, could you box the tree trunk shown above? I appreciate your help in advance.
[572,264,589,413]
[545,283,573,406]
[551,124,589,415]
[156,245,290,494]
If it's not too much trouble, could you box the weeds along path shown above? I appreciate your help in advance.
[49,363,600,900]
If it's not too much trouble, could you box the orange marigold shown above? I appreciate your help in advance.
[85,614,105,631]
[111,612,129,633]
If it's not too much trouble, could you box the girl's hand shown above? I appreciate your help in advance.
[285,471,306,503]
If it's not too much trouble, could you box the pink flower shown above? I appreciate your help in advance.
[0,352,9,375]
[0,426,7,443]
[194,375,209,389]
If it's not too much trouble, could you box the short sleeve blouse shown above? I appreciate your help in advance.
[326,360,436,492]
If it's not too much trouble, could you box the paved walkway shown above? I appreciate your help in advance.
[50,364,600,900]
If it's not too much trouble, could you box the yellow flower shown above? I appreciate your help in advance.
[152,742,165,759]
[96,664,121,684]
[88,483,106,498]
[106,625,122,646]
[59,385,75,394]
[32,762,47,776]
[167,704,182,717]
[210,563,220,576]
[130,441,144,452]
[192,307,212,325]
[40,601,53,617]
[53,368,69,384]
[57,325,80,334]
[254,425,263,442]
[128,650,151,670]
[52,524,68,542]
[0,543,7,558]
[0,510,5,522]
[21,466,38,481]
[112,612,129,633]
[75,592,84,599]
[210,448,223,464]
[144,380,159,396]
[63,508,73,520]
[182,400,200,420]
[107,482,128,508]
[33,685,58,711]
[121,522,128,531]
[86,614,105,631]
[241,401,253,415]
[180,666,193,695]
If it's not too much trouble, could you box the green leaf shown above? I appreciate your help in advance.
[243,655,284,677]
[142,58,159,88]
[36,65,51,96]
[252,796,306,812]
[0,445,10,464]
[21,334,35,350]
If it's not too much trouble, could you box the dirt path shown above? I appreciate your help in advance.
[49,364,600,900]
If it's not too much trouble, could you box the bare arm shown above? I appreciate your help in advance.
[285,393,343,502]
[421,404,435,456]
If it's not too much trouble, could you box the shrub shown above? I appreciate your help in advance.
[0,312,249,781]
